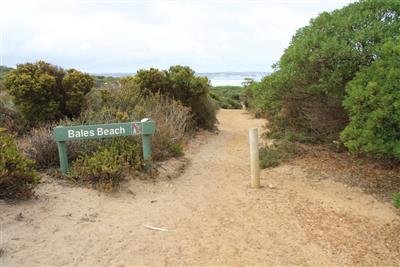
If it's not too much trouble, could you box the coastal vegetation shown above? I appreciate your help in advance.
[210,85,244,109]
[247,0,400,161]
[0,63,216,197]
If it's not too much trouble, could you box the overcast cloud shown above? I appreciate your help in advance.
[1,0,355,73]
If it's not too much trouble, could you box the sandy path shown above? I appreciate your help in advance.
[1,109,399,266]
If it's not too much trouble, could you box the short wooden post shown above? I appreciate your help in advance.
[249,128,260,188]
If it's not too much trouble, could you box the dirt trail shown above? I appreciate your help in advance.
[1,109,399,266]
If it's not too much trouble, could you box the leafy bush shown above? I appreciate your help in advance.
[0,134,39,199]
[20,65,193,191]
[0,65,13,81]
[105,77,193,159]
[259,139,300,169]
[210,86,244,109]
[25,85,191,173]
[23,125,87,169]
[133,65,217,130]
[248,1,400,142]
[69,148,127,191]
[392,192,400,209]
[341,42,400,160]
[69,137,143,191]
[69,137,144,191]
[5,61,93,124]
[0,91,27,134]
[259,146,283,168]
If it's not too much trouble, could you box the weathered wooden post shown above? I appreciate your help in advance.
[249,127,260,188]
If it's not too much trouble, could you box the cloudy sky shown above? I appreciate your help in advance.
[1,0,355,73]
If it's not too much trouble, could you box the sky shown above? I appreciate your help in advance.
[0,0,355,73]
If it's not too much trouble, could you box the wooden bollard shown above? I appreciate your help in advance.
[249,128,260,188]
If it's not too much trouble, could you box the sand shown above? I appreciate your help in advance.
[1,109,399,266]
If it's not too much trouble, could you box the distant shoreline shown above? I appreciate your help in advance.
[92,71,270,86]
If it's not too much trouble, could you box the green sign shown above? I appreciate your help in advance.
[54,120,155,174]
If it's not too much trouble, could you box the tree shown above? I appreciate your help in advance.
[5,61,93,124]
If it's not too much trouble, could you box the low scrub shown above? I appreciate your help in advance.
[392,193,400,209]
[0,134,39,199]
[69,138,143,191]
[18,65,199,191]
[23,125,86,169]
[210,86,244,109]
[132,65,217,130]
[0,91,26,134]
[83,83,192,160]
[259,139,300,169]
[25,85,192,173]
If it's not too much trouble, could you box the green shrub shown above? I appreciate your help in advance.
[5,61,93,124]
[0,66,13,80]
[259,139,300,169]
[133,65,217,130]
[392,192,400,209]
[69,137,144,191]
[248,1,400,142]
[259,146,282,168]
[0,91,27,134]
[341,42,400,160]
[0,134,39,199]
[210,87,243,109]
[84,87,114,112]
[23,125,88,169]
[69,148,126,191]
[24,86,191,172]
[105,79,193,160]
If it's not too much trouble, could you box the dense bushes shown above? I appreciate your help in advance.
[0,66,13,80]
[23,125,86,169]
[133,66,217,130]
[341,42,400,160]
[210,86,244,109]
[0,134,39,199]
[2,62,208,192]
[0,91,26,134]
[248,0,400,143]
[24,79,192,190]
[5,61,93,124]
[247,0,400,162]
[69,138,143,191]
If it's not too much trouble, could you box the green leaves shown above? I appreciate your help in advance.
[4,61,93,124]
[341,42,400,159]
[0,134,39,199]
[133,65,217,130]
[248,0,400,149]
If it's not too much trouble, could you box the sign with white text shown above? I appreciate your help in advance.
[54,120,155,174]
[54,122,147,141]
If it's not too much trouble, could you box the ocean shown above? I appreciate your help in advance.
[96,72,269,87]
[197,72,268,86]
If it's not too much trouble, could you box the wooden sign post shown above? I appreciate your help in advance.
[54,119,155,174]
